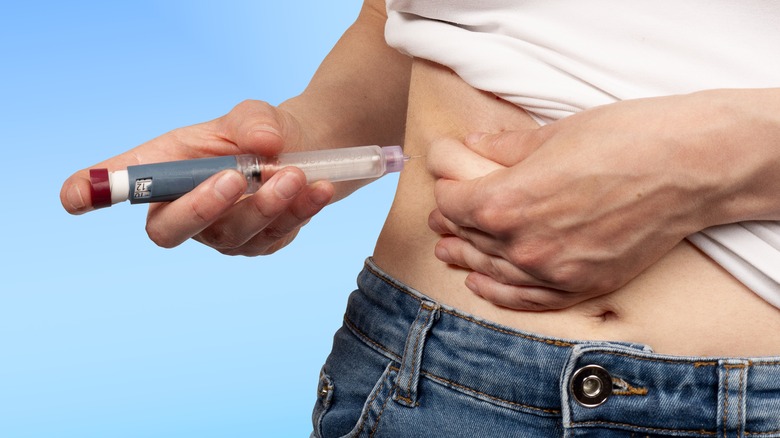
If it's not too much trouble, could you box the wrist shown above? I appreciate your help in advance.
[276,96,334,153]
[279,84,408,152]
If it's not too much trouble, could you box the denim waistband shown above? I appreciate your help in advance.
[344,258,780,435]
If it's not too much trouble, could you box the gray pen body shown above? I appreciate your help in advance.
[126,156,239,203]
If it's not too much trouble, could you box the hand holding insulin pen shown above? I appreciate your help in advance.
[88,145,410,209]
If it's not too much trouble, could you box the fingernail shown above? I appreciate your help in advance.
[215,171,244,201]
[465,132,487,146]
[434,245,450,262]
[465,276,481,296]
[67,185,86,210]
[274,172,303,200]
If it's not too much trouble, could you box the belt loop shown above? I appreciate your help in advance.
[393,300,440,408]
[718,359,749,437]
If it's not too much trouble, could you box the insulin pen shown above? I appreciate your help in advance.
[88,145,408,209]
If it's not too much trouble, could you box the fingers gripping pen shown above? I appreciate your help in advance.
[88,145,407,208]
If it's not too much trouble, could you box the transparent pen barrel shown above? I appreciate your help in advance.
[260,145,389,184]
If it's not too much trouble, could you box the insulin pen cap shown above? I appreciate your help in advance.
[382,146,406,174]
[89,168,113,209]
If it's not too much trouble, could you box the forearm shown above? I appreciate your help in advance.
[280,0,411,151]
[687,88,780,227]
[424,87,780,308]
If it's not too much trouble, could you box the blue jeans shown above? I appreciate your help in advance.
[311,259,780,437]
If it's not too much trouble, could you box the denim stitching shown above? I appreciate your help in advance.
[343,316,420,407]
[352,365,393,438]
[347,312,561,429]
[353,373,382,437]
[724,366,730,438]
[721,363,749,438]
[408,366,561,415]
[365,263,574,347]
[362,262,780,432]
[739,365,745,438]
[392,394,416,406]
[370,376,396,438]
[575,420,717,436]
[439,308,575,347]
[604,351,719,366]
[399,305,427,401]
[367,263,780,368]
[611,378,648,397]
[405,306,436,401]
[343,315,401,361]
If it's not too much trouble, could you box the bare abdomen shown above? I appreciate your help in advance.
[372,59,780,357]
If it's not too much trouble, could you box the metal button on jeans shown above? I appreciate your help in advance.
[570,365,612,407]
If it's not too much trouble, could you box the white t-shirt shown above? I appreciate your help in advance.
[385,0,780,307]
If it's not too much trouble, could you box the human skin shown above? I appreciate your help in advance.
[60,0,411,256]
[61,1,780,356]
[427,90,780,310]
[372,57,780,356]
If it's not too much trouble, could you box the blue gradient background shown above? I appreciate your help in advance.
[0,1,400,436]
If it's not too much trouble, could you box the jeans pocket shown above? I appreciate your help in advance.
[312,362,395,438]
[311,369,334,437]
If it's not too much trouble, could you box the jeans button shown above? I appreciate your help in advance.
[570,364,612,407]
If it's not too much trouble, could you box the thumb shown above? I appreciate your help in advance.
[218,100,298,156]
[427,137,505,181]
[464,128,549,167]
